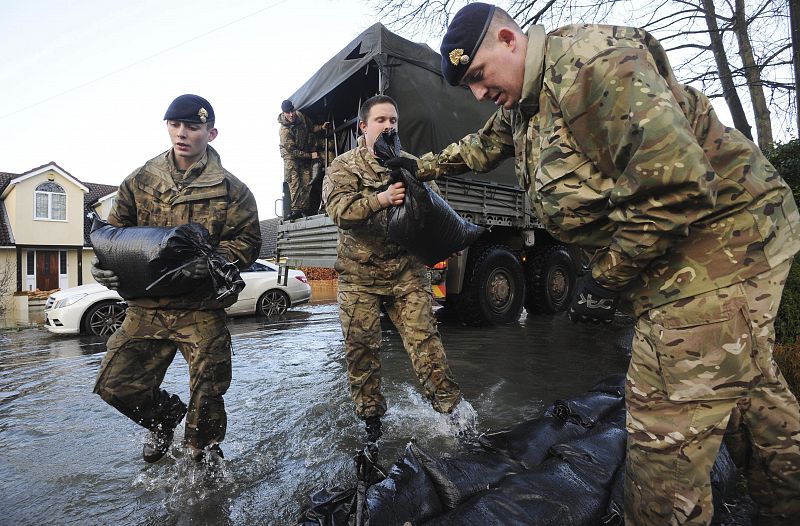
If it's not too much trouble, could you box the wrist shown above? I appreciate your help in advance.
[377,191,387,208]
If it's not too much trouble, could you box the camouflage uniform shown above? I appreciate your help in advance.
[278,110,320,215]
[420,24,800,524]
[93,146,261,450]
[323,137,461,420]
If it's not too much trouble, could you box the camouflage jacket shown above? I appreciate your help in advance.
[108,146,262,310]
[418,24,800,314]
[278,110,319,161]
[323,137,428,293]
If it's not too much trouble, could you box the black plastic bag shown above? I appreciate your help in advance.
[89,215,244,301]
[373,130,486,266]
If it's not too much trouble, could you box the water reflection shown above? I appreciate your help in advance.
[0,294,633,525]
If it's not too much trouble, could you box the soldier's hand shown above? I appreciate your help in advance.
[181,258,210,279]
[321,121,331,130]
[90,257,120,290]
[378,182,405,208]
[568,274,619,324]
[385,156,419,176]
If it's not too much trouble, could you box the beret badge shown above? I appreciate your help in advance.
[448,48,470,66]
[198,107,208,123]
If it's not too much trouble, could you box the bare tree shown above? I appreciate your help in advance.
[367,0,797,147]
[0,261,15,322]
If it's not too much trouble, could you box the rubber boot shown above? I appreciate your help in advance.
[364,416,382,443]
[142,391,187,463]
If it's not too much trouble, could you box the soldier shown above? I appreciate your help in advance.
[91,94,261,463]
[323,95,462,444]
[278,99,328,220]
[418,3,800,524]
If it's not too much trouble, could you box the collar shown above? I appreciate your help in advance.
[165,146,225,188]
[517,24,546,118]
[356,135,388,174]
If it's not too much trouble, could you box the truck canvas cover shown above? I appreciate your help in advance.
[287,23,517,187]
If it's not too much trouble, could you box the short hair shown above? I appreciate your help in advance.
[484,6,523,48]
[358,95,399,123]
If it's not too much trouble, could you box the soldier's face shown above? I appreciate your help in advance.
[360,102,398,153]
[167,120,217,170]
[283,111,296,122]
[461,28,526,109]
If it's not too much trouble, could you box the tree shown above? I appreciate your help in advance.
[368,0,797,147]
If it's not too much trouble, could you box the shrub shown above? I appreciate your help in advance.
[766,140,800,346]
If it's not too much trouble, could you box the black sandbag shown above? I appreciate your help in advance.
[373,130,486,266]
[90,215,244,301]
[545,392,624,428]
[588,374,626,397]
[479,417,589,468]
[414,445,524,510]
[366,443,445,525]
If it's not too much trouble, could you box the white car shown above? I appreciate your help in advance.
[44,260,311,336]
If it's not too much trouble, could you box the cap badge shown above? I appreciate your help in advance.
[449,48,470,66]
[198,107,208,123]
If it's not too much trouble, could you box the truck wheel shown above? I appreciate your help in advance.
[455,245,525,326]
[524,244,576,315]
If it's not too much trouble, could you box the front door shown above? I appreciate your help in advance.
[36,250,59,291]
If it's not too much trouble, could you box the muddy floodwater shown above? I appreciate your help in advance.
[0,285,633,525]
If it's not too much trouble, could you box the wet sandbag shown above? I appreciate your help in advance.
[90,215,244,301]
[373,130,486,266]
[479,417,589,469]
[588,374,626,397]
[414,445,523,510]
[366,443,445,525]
[545,392,624,428]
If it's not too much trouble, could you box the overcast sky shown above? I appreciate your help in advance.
[0,0,390,218]
[1,0,784,220]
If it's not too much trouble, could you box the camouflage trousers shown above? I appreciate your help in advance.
[284,159,314,213]
[337,286,461,420]
[625,259,800,525]
[93,306,232,450]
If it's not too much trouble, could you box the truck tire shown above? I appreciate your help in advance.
[524,244,576,315]
[454,245,525,326]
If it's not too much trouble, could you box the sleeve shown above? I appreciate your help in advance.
[216,182,262,269]
[279,125,312,160]
[323,157,384,230]
[106,172,139,227]
[416,108,515,181]
[561,47,718,290]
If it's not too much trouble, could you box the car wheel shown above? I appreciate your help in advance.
[257,289,290,317]
[82,300,127,336]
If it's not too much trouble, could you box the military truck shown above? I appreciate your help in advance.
[276,23,582,326]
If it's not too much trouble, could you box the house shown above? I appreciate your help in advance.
[0,162,117,298]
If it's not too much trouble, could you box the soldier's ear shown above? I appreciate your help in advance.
[207,127,218,142]
[358,120,367,135]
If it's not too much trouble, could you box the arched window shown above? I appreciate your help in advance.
[34,182,67,220]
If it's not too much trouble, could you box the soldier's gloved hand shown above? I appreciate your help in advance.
[90,257,120,290]
[568,274,619,324]
[181,258,210,279]
[385,156,418,176]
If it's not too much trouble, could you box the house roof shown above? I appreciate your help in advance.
[1,162,90,199]
[83,182,119,245]
[259,217,280,259]
[0,173,17,246]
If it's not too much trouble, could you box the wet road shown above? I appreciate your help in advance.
[0,294,633,525]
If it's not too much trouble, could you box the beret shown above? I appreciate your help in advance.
[281,99,295,113]
[440,2,496,86]
[163,94,214,123]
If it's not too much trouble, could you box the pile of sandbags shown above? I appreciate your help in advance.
[299,375,739,526]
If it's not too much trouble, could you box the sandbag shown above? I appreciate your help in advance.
[89,215,244,301]
[297,374,743,526]
[373,130,485,266]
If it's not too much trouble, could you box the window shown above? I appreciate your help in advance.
[244,262,271,272]
[26,252,34,275]
[59,251,67,274]
[34,182,66,220]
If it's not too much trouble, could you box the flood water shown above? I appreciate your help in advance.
[0,286,633,525]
